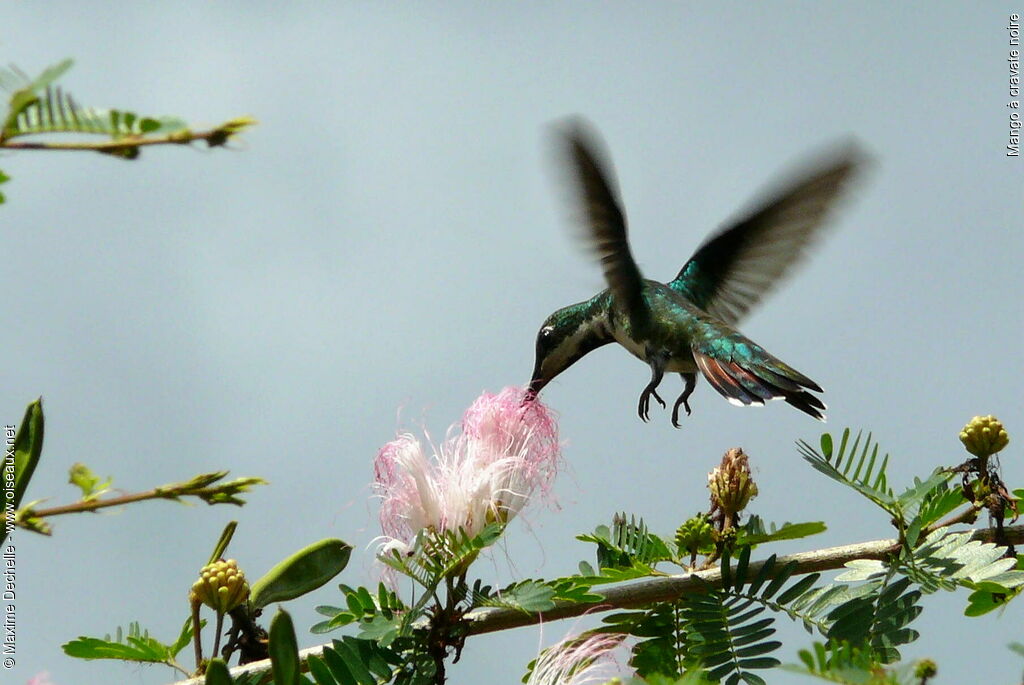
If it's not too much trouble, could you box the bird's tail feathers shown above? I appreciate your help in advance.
[693,349,826,421]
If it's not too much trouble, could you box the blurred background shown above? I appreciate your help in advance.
[2,3,1021,683]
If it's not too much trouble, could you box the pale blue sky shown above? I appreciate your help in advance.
[2,3,1022,684]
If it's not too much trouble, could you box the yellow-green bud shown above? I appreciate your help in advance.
[708,448,758,518]
[189,558,249,614]
[959,415,1009,458]
[913,658,937,679]
[675,513,715,555]
[966,477,991,503]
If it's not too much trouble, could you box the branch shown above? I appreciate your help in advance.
[0,117,256,154]
[16,472,267,534]
[169,524,1024,685]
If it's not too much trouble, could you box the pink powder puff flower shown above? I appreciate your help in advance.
[26,674,55,685]
[527,632,625,685]
[374,386,560,555]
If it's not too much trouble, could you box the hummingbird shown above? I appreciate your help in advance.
[527,120,867,426]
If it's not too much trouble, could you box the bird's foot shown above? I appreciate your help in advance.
[671,396,692,428]
[638,386,666,422]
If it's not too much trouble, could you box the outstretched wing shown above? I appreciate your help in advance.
[669,141,868,324]
[556,119,648,332]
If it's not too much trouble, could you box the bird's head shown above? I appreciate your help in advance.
[526,299,610,399]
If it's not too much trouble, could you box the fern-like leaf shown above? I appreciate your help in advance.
[798,430,893,511]
[902,528,1024,595]
[603,602,689,678]
[903,479,968,547]
[0,59,73,138]
[578,513,674,570]
[737,516,826,547]
[475,579,557,613]
[11,86,184,141]
[62,618,199,667]
[825,576,921,663]
[312,583,407,635]
[0,61,186,145]
[314,636,405,685]
[787,641,913,684]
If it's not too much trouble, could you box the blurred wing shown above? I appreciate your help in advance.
[669,141,869,324]
[557,119,648,330]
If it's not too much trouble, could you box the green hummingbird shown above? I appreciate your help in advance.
[527,120,867,426]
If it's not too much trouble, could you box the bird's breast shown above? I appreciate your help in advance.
[611,325,698,373]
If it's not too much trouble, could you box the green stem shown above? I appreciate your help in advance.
[166,658,191,678]
[190,601,203,673]
[0,127,234,152]
[921,504,981,538]
[18,482,243,525]
[211,612,224,661]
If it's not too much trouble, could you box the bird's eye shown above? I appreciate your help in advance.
[540,326,554,339]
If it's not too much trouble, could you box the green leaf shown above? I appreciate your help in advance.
[329,638,378,685]
[478,580,557,613]
[204,658,235,685]
[684,590,781,683]
[0,168,9,203]
[603,603,687,678]
[783,640,900,684]
[208,521,239,565]
[11,398,44,511]
[357,614,400,646]
[269,610,301,685]
[899,529,1024,595]
[307,655,336,685]
[250,538,352,609]
[835,560,886,583]
[61,620,197,665]
[67,462,112,500]
[169,616,199,658]
[736,518,826,547]
[313,583,408,635]
[826,576,921,663]
[2,59,74,136]
[964,581,1019,617]
[380,523,504,595]
[904,480,967,547]
[578,514,673,569]
[549,577,604,605]
[798,430,895,516]
[62,635,167,661]
[578,561,660,585]
[894,471,952,515]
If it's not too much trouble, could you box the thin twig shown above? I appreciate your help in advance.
[169,524,1024,685]
[27,490,185,518]
[18,474,264,529]
[190,601,203,674]
[212,612,224,662]
[0,126,239,152]
[921,504,981,538]
[24,487,229,520]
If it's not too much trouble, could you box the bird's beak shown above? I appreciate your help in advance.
[525,360,549,400]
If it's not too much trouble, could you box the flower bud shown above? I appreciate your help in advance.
[959,415,1009,458]
[913,658,937,679]
[708,448,758,520]
[675,513,715,556]
[189,558,250,614]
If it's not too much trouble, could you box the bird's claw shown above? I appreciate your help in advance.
[670,373,697,429]
[637,387,666,422]
[671,397,692,429]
